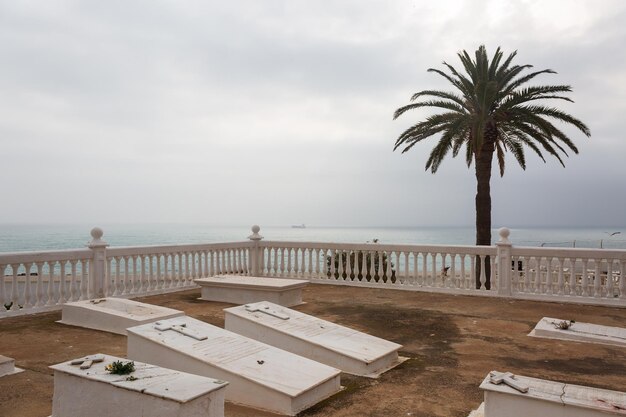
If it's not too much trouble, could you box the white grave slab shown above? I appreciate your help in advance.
[225,301,404,377]
[0,355,23,377]
[127,316,341,416]
[59,298,184,335]
[50,353,227,417]
[195,275,308,306]
[529,317,626,347]
[480,371,626,417]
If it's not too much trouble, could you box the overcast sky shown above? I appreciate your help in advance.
[1,0,625,228]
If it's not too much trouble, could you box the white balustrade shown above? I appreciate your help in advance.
[1,226,625,319]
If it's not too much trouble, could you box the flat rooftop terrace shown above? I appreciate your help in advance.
[1,284,625,417]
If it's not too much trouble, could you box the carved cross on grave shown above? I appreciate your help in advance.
[70,355,105,370]
[489,371,529,393]
[245,304,290,320]
[153,322,208,341]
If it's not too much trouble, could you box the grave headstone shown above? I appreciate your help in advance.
[50,353,227,417]
[59,298,184,335]
[225,301,404,377]
[127,316,341,416]
[194,275,308,306]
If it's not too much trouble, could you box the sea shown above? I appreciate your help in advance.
[1,224,625,253]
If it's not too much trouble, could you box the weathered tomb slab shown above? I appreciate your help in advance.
[127,316,341,416]
[50,353,227,417]
[58,297,184,335]
[225,301,404,377]
[529,317,626,347]
[480,370,626,417]
[0,355,23,378]
[195,275,308,306]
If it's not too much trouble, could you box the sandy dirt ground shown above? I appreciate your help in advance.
[1,284,625,417]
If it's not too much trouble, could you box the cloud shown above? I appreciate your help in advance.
[0,0,625,227]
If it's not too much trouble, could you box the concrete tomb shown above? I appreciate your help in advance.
[127,316,341,416]
[59,297,184,335]
[0,355,23,378]
[529,317,626,347]
[195,275,308,307]
[476,370,626,417]
[50,353,227,417]
[225,301,404,377]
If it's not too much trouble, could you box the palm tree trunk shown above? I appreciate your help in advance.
[474,139,495,289]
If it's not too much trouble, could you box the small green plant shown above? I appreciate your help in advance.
[105,361,135,375]
[553,320,575,330]
[125,375,138,381]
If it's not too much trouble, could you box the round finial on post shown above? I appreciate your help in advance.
[88,227,108,248]
[248,225,263,241]
[498,227,511,244]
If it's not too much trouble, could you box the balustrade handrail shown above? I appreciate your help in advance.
[511,245,626,259]
[1,226,626,320]
[107,241,253,257]
[259,240,497,255]
[0,248,92,264]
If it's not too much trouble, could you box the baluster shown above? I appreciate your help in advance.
[450,254,457,288]
[337,250,344,281]
[112,257,121,296]
[431,253,438,287]
[146,255,153,291]
[556,258,564,295]
[32,262,43,307]
[132,256,139,293]
[567,258,575,295]
[68,260,77,301]
[580,259,589,297]
[138,256,145,292]
[235,249,241,275]
[522,257,532,293]
[155,254,162,290]
[225,249,231,274]
[270,247,276,277]
[347,250,354,281]
[192,252,198,280]
[290,248,297,277]
[198,251,204,278]
[259,247,265,276]
[79,260,88,300]
[230,249,236,274]
[22,262,33,309]
[385,251,392,284]
[104,257,112,297]
[172,252,180,288]
[490,254,497,290]
[286,248,292,277]
[478,255,487,289]
[606,259,614,298]
[356,250,364,282]
[58,262,67,304]
[166,254,173,289]
[312,249,319,279]
[121,257,128,294]
[10,264,19,311]
[618,259,626,300]
[460,254,467,289]
[594,259,601,298]
[545,257,553,295]
[306,249,312,279]
[581,259,589,296]
[0,264,6,311]
[46,261,56,305]
[325,249,332,279]
[186,252,192,284]
[216,249,222,277]
[400,252,407,286]
[277,248,284,277]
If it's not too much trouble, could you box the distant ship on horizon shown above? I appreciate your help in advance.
[291,224,306,229]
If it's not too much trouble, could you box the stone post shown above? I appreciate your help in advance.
[496,227,512,297]
[88,227,109,299]
[248,225,263,276]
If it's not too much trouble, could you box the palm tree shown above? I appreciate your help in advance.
[393,45,590,289]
